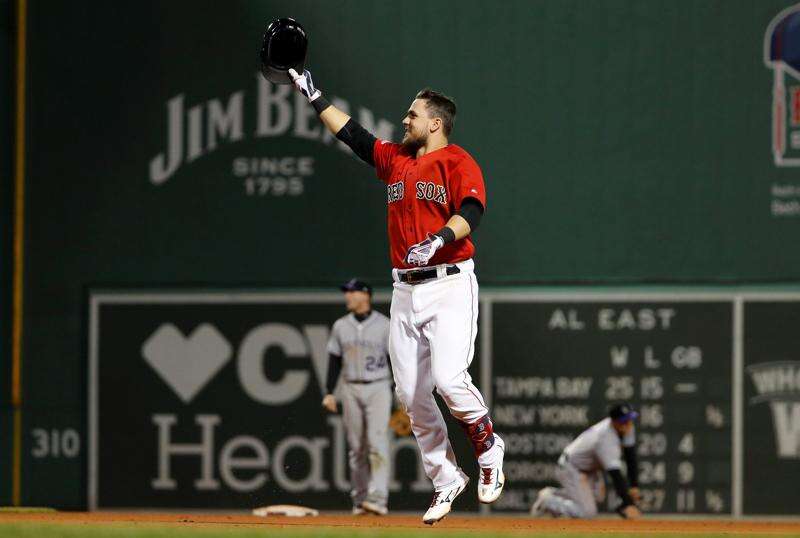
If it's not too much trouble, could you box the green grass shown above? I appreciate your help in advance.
[0,523,798,538]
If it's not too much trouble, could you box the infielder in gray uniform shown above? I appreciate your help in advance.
[323,279,392,516]
[531,403,642,519]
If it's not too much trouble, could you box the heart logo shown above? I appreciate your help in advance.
[141,323,232,403]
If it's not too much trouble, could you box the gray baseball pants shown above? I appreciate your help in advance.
[540,454,601,518]
[340,379,392,507]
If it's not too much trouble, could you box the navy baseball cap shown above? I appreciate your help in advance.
[340,278,372,295]
[608,403,638,423]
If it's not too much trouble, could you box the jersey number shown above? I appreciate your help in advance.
[365,356,387,372]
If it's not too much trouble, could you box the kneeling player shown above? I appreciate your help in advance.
[531,403,641,519]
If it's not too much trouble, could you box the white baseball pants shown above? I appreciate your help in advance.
[389,259,499,489]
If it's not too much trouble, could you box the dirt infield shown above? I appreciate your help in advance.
[2,511,800,535]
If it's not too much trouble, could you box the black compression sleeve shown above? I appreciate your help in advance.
[608,469,633,506]
[433,197,484,245]
[335,118,377,166]
[457,198,484,231]
[312,96,331,115]
[325,353,343,395]
[623,446,639,487]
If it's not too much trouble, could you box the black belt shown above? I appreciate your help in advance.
[399,265,460,285]
[347,378,389,384]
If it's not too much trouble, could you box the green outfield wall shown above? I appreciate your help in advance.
[1,0,14,508]
[83,289,800,516]
[5,0,800,512]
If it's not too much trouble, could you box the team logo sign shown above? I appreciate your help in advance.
[747,361,800,458]
[765,3,800,166]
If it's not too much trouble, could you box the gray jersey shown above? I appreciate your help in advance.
[327,311,391,382]
[562,418,636,473]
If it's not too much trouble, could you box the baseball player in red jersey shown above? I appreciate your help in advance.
[289,68,505,524]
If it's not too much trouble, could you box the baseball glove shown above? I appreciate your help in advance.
[389,408,412,436]
[616,503,642,519]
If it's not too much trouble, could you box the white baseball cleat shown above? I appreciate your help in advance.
[530,486,556,517]
[477,435,506,504]
[422,473,469,525]
[352,505,366,515]
[361,500,388,516]
[477,466,505,504]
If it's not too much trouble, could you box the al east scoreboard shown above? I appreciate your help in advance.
[486,297,733,515]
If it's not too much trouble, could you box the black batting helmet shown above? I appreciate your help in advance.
[259,17,308,85]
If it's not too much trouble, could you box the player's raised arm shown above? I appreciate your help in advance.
[289,68,377,166]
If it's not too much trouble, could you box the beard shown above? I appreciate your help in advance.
[402,129,426,152]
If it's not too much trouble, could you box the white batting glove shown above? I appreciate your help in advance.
[288,68,321,102]
[405,234,444,266]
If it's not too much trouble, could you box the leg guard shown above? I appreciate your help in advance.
[458,414,496,457]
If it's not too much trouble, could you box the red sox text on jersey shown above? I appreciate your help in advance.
[373,141,487,269]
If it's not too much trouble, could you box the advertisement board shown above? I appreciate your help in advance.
[88,292,480,510]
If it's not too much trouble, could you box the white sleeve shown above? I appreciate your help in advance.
[326,321,342,356]
[597,434,623,471]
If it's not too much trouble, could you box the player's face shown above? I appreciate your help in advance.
[402,99,434,148]
[614,420,634,436]
[344,290,370,313]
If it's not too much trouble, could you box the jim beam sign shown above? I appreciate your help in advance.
[148,76,394,198]
[88,292,431,510]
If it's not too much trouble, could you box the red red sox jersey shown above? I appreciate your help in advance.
[373,141,487,269]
